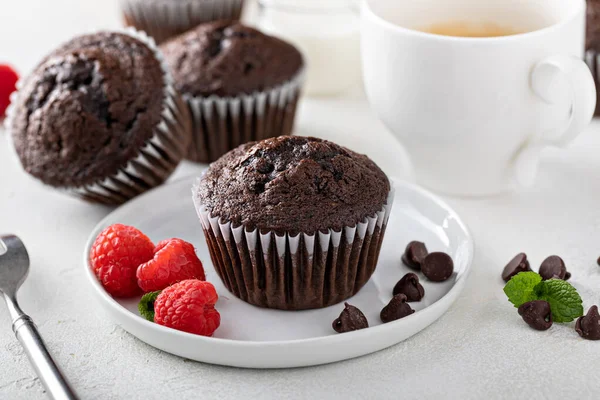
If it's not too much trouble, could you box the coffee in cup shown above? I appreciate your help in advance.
[417,21,525,38]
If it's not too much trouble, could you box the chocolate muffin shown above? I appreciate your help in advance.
[193,136,394,310]
[8,31,191,204]
[161,21,305,163]
[586,0,600,116]
[121,0,245,44]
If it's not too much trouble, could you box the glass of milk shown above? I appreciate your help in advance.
[256,0,361,97]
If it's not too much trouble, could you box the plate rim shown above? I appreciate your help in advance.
[83,174,474,348]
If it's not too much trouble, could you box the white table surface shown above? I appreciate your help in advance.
[2,1,600,399]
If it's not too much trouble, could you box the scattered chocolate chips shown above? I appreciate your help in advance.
[518,300,553,331]
[421,252,454,282]
[380,294,415,323]
[393,273,425,302]
[539,255,569,280]
[502,253,531,282]
[332,302,369,333]
[402,241,428,270]
[575,305,600,340]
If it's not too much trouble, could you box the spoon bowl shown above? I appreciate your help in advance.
[0,235,30,297]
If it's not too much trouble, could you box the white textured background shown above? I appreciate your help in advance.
[2,1,600,399]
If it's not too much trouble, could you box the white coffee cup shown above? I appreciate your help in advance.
[361,0,596,196]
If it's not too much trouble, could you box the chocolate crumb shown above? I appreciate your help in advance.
[539,255,569,281]
[332,303,368,333]
[502,253,531,282]
[421,252,454,282]
[402,241,428,270]
[575,305,600,340]
[393,273,425,302]
[518,300,553,331]
[380,294,415,323]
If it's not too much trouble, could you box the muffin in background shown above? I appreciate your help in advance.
[161,21,305,163]
[586,0,600,116]
[121,0,245,44]
[192,136,394,310]
[7,30,192,205]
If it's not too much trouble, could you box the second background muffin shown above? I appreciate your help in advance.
[161,20,305,163]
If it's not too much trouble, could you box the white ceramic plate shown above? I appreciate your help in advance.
[84,175,473,368]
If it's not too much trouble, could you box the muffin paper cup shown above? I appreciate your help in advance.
[121,0,245,44]
[192,183,395,310]
[184,70,305,163]
[5,28,192,206]
[585,50,600,117]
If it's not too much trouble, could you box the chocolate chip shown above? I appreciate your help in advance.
[380,294,415,323]
[393,273,425,302]
[502,253,531,282]
[332,302,368,333]
[575,305,600,340]
[402,241,428,270]
[421,252,454,282]
[539,255,568,280]
[518,300,553,331]
[597,256,600,267]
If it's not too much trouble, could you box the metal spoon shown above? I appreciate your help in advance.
[0,235,77,399]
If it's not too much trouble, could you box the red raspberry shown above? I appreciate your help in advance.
[154,280,220,336]
[89,224,154,297]
[0,64,19,119]
[95,262,140,298]
[136,238,206,292]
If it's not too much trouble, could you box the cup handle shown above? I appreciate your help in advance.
[513,55,596,187]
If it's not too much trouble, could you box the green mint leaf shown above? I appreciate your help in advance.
[503,272,542,308]
[534,279,584,323]
[138,291,161,322]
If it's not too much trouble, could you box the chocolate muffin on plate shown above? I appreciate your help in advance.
[7,30,192,205]
[192,136,394,310]
[121,0,246,44]
[161,21,305,163]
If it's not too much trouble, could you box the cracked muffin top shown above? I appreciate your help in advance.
[10,32,165,188]
[160,21,304,97]
[196,136,390,234]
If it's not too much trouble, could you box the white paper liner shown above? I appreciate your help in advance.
[4,28,192,205]
[585,50,600,117]
[121,0,245,44]
[192,182,395,310]
[184,69,305,163]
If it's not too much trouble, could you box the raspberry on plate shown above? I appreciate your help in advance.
[154,280,220,336]
[90,224,154,297]
[95,262,142,299]
[137,238,206,292]
[0,64,19,119]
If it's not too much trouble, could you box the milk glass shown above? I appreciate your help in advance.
[256,0,361,96]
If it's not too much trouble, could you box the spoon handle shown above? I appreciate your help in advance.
[12,315,78,400]
[2,293,79,400]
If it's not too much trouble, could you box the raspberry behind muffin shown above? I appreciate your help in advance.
[193,136,394,310]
